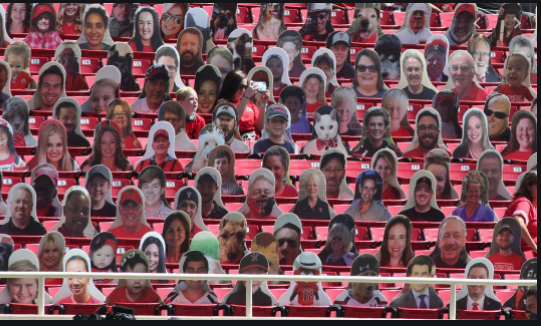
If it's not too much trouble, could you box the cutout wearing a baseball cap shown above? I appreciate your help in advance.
[107,186,153,240]
[177,25,206,75]
[503,257,537,310]
[432,90,462,140]
[302,106,348,156]
[352,107,403,159]
[429,216,471,268]
[452,108,494,160]
[319,148,354,200]
[89,232,119,284]
[52,186,98,239]
[81,66,121,114]
[253,3,286,41]
[395,3,433,45]
[211,102,249,153]
[444,3,478,46]
[135,121,184,173]
[467,34,502,84]
[107,249,162,304]
[174,186,210,235]
[223,252,277,306]
[291,169,336,221]
[277,252,331,306]
[28,62,67,112]
[404,108,450,159]
[29,163,61,218]
[138,166,173,219]
[317,214,359,267]
[218,212,249,265]
[397,49,438,101]
[451,171,497,222]
[345,170,391,222]
[454,258,502,312]
[237,168,283,220]
[424,149,460,200]
[326,31,354,79]
[53,249,105,305]
[129,6,164,53]
[54,42,89,91]
[195,167,229,220]
[133,64,172,114]
[424,34,450,82]
[77,4,115,51]
[273,213,304,266]
[164,250,219,305]
[375,215,415,268]
[485,218,525,271]
[0,249,53,305]
[347,3,383,43]
[22,4,63,49]
[400,171,446,222]
[477,150,513,201]
[255,104,297,154]
[53,98,90,148]
[493,52,537,103]
[209,4,237,41]
[372,149,407,200]
[487,3,523,47]
[158,100,196,151]
[85,165,117,218]
[277,30,307,78]
[500,110,537,162]
[0,61,12,109]
[0,119,27,171]
[263,47,292,97]
[0,183,45,236]
[299,3,334,42]
[209,145,245,196]
[334,254,388,307]
[262,145,298,198]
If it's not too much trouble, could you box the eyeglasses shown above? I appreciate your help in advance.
[357,65,378,73]
[316,13,328,20]
[239,84,248,91]
[162,13,184,25]
[418,125,439,133]
[472,51,490,59]
[450,65,473,72]
[484,108,509,120]
[113,112,128,118]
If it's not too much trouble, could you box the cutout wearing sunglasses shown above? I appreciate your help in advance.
[484,108,509,120]
[357,65,378,73]
[162,13,184,25]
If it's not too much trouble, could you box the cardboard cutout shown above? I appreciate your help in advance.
[23,4,63,49]
[129,6,164,53]
[57,3,85,36]
[345,170,391,221]
[503,258,537,310]
[223,253,277,306]
[425,34,450,82]
[28,62,67,111]
[135,121,183,172]
[455,258,502,311]
[106,98,142,149]
[140,232,168,275]
[108,3,137,38]
[183,8,216,55]
[397,49,438,100]
[252,233,283,276]
[174,186,210,235]
[107,186,153,239]
[76,4,114,50]
[299,3,334,42]
[487,3,523,47]
[0,119,27,171]
[302,106,348,156]
[485,93,513,143]
[374,34,402,81]
[317,214,359,266]
[138,166,173,219]
[209,146,244,196]
[273,213,304,266]
[404,108,450,159]
[37,232,65,272]
[452,109,494,160]
[399,171,446,222]
[106,249,162,304]
[190,231,225,278]
[334,254,388,307]
[527,153,537,171]
[52,186,98,238]
[468,34,502,83]
[277,30,306,78]
[429,216,472,268]
[444,3,478,46]
[256,104,297,154]
[227,28,256,74]
[81,120,132,172]
[189,125,225,174]
[532,7,538,47]
[194,64,221,114]
[278,252,331,306]
[0,5,14,46]
[5,4,31,35]
[161,4,189,42]
[433,90,463,140]
[207,46,233,88]
[253,3,286,41]
[107,43,140,92]
[0,61,12,109]
[162,211,191,265]
[352,107,403,158]
[210,4,237,40]
[211,102,249,153]
[195,167,229,220]
[237,169,283,220]
[158,101,195,151]
[299,67,328,114]
[452,171,497,222]
[390,255,443,309]
[352,49,389,98]
[320,149,354,200]
[396,3,433,45]
[424,149,460,200]
[53,98,90,148]
[347,3,384,43]
[164,251,219,305]
[501,110,537,161]
[156,44,186,93]
[0,249,52,305]
[331,86,362,137]
[132,64,172,114]
[485,218,525,271]
[89,232,119,284]
[263,47,292,97]
[28,164,61,218]
[27,120,78,171]
[495,52,537,103]
[53,249,105,304]
[81,66,121,114]
[291,169,336,220]
[54,42,88,91]
[445,50,488,101]
[509,36,537,88]
[247,65,276,108]
[218,212,249,265]
[375,215,415,268]
[381,89,414,138]
[0,234,14,272]
[176,26,206,75]
[262,145,298,198]
[372,149,407,200]
[85,165,117,218]
[4,41,35,90]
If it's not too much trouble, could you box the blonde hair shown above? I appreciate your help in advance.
[36,123,74,171]
[4,42,31,70]
[382,89,414,135]
[176,87,196,101]
[39,234,63,271]
[9,260,38,272]
[302,73,326,105]
[326,223,353,254]
[57,3,84,34]
[462,170,489,205]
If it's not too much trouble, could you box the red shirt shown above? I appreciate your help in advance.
[392,126,414,138]
[66,71,89,91]
[129,43,154,53]
[498,85,535,103]
[306,102,323,114]
[488,253,525,271]
[404,146,450,159]
[382,185,400,200]
[135,157,184,172]
[232,100,261,133]
[109,224,154,240]
[61,22,77,35]
[11,71,33,90]
[278,184,299,198]
[57,295,102,304]
[503,150,533,162]
[186,114,206,140]
[504,197,537,252]
[453,85,488,101]
[123,134,142,149]
[107,286,161,304]
[273,83,286,98]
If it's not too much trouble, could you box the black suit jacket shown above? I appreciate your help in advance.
[456,296,503,311]
[390,287,444,309]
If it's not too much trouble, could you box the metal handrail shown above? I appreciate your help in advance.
[0,272,537,320]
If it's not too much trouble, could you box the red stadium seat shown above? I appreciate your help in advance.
[237,7,253,24]
[132,59,152,75]
[301,46,318,61]
[169,304,221,317]
[228,305,279,317]
[57,304,106,315]
[0,304,54,315]
[30,57,50,74]
[283,8,302,24]
[284,305,332,318]
[393,308,445,319]
[508,310,529,320]
[80,58,103,74]
[455,310,502,320]
[380,11,394,26]
[109,303,163,316]
[340,306,389,318]
[331,10,348,25]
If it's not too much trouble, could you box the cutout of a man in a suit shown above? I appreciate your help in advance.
[456,260,502,311]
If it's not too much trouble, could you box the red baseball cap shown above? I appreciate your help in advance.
[33,165,59,185]
[32,4,55,20]
[120,188,142,206]
[153,129,169,141]
[455,4,476,18]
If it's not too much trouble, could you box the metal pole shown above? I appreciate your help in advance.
[38,276,45,316]
[246,278,253,318]
[449,283,457,320]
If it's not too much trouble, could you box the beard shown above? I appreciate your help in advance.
[420,134,438,150]
[181,50,197,66]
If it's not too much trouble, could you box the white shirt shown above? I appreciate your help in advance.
[228,138,250,153]
[175,132,196,151]
[132,97,163,113]
[467,295,485,311]
[171,290,218,305]
[413,288,430,309]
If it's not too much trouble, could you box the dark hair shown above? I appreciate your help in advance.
[31,11,56,32]
[515,171,537,202]
[353,49,385,93]
[3,98,31,137]
[526,287,537,300]
[182,251,209,273]
[274,223,301,239]
[418,110,440,128]
[468,262,489,278]
[320,151,346,170]
[85,6,109,29]
[54,99,77,118]
[263,146,290,172]
[39,65,65,90]
[120,251,148,272]
[156,46,179,70]
[218,70,246,102]
[365,108,389,127]
[502,112,538,157]
[66,255,89,272]
[0,64,7,76]
[130,7,164,52]
[277,33,305,72]
[58,48,81,73]
[90,232,118,272]
[138,167,171,209]
[0,125,21,164]
[82,126,131,171]
[162,213,191,258]
[142,236,167,274]
[7,3,33,33]
[380,217,415,267]
[215,149,231,164]
[194,65,221,110]
[65,189,88,204]
[406,255,433,276]
[532,98,538,112]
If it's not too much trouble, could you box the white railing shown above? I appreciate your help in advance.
[0,272,537,320]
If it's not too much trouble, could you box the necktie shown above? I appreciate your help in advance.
[473,303,480,311]
[419,294,428,309]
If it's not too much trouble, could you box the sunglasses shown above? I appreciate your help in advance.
[450,65,473,72]
[316,13,328,20]
[484,108,509,120]
[239,84,248,91]
[163,13,184,25]
[357,65,378,73]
